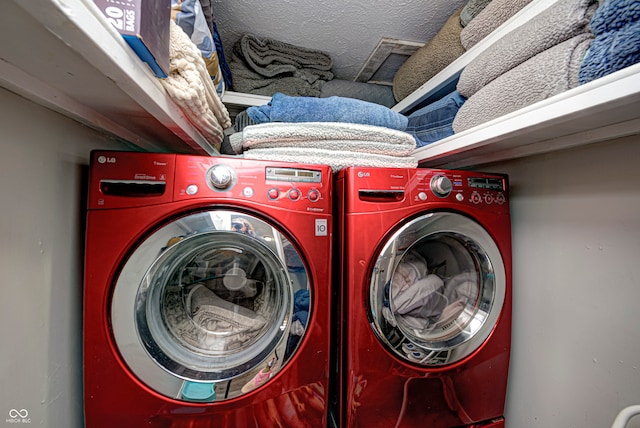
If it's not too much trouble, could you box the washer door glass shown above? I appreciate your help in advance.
[370,212,505,366]
[111,210,310,402]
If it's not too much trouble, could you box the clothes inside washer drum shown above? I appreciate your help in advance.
[173,284,267,352]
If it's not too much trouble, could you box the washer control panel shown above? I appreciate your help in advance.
[175,156,330,212]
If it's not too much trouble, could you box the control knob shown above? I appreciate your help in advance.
[208,165,234,190]
[430,175,452,197]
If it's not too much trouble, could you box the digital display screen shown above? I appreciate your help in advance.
[266,167,322,183]
[468,177,504,190]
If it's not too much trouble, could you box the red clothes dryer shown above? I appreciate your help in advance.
[334,166,512,428]
[84,151,333,427]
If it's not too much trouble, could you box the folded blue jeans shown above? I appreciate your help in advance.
[406,90,466,148]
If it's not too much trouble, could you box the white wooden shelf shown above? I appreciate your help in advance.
[0,0,217,155]
[393,0,640,168]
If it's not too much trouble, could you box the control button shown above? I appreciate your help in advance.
[470,191,482,204]
[268,188,279,200]
[418,192,428,201]
[431,175,452,197]
[308,189,320,202]
[186,184,198,195]
[288,189,300,201]
[208,165,234,189]
[456,193,464,202]
[484,193,494,204]
[495,193,506,205]
[243,187,254,198]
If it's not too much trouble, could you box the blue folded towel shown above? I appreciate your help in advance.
[579,4,640,85]
[590,0,640,35]
[247,92,409,131]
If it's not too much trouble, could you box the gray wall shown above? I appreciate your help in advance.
[486,135,640,428]
[0,88,126,427]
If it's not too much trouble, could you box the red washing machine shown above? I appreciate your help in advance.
[84,151,333,427]
[334,166,511,428]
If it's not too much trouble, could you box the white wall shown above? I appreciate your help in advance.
[485,135,640,428]
[0,88,126,427]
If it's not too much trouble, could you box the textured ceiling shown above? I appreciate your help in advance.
[214,0,467,81]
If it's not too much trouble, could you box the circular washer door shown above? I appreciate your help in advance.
[369,211,506,366]
[111,210,311,402]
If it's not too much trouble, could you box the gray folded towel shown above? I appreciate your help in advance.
[229,34,334,97]
[458,0,598,98]
[235,34,333,78]
[453,33,593,132]
[460,0,493,27]
[460,0,533,50]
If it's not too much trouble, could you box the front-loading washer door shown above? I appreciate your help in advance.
[369,211,506,366]
[110,210,310,402]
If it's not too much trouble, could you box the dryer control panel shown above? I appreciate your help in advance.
[342,166,508,215]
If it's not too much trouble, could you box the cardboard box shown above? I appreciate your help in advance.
[94,0,170,78]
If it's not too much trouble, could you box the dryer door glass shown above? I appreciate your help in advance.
[111,210,311,402]
[369,211,506,366]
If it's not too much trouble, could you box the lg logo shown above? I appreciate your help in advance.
[97,155,116,164]
[357,171,370,178]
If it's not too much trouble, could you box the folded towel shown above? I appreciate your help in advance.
[458,0,598,98]
[392,7,466,102]
[235,122,416,156]
[460,0,493,27]
[579,2,640,84]
[229,34,333,97]
[235,33,333,78]
[247,92,409,130]
[589,0,640,35]
[160,20,231,150]
[460,0,533,50]
[453,33,593,132]
[243,147,418,172]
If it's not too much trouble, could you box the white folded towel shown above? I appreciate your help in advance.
[243,147,418,172]
[160,20,231,150]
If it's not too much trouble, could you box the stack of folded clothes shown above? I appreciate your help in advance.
[453,0,597,132]
[578,0,640,84]
[228,93,417,172]
[396,0,535,148]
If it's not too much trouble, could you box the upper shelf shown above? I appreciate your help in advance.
[1,0,217,155]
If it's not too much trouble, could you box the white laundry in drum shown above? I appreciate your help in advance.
[166,284,267,352]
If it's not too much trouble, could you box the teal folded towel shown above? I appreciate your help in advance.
[247,92,408,131]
